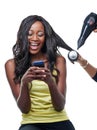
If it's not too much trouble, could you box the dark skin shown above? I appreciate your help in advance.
[76,29,97,78]
[5,21,67,114]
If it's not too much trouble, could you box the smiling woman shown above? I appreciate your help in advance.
[5,15,75,130]
[28,21,45,55]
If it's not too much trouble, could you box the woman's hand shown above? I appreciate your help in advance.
[40,68,54,85]
[22,66,54,85]
[21,66,50,85]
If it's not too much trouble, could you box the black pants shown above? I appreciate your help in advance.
[19,120,75,130]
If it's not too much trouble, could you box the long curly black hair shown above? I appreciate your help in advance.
[13,15,73,83]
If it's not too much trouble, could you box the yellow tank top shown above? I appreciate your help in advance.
[21,70,69,124]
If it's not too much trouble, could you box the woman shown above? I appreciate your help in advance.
[5,15,75,130]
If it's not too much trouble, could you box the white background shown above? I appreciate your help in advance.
[0,0,97,129]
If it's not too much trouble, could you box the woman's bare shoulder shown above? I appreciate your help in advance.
[56,55,66,64]
[5,58,15,70]
[5,58,14,65]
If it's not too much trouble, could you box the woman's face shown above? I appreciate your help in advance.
[28,21,45,55]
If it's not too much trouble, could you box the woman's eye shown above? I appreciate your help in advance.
[38,32,45,37]
[28,31,45,37]
[28,31,33,36]
[28,33,32,36]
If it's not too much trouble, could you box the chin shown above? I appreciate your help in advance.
[29,50,40,55]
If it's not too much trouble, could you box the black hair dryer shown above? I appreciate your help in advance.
[77,12,97,49]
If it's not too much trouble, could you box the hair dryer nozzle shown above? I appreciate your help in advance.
[68,50,79,63]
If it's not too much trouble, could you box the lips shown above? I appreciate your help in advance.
[29,42,40,50]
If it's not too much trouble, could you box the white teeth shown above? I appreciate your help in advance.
[30,43,38,46]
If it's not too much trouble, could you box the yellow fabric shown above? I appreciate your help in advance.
[21,69,69,124]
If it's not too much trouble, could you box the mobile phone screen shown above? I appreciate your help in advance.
[32,60,44,67]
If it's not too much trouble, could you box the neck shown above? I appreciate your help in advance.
[31,52,47,62]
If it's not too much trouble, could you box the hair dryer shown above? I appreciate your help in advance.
[77,12,97,49]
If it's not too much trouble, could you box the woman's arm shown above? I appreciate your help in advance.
[5,59,31,113]
[42,56,67,111]
[77,55,97,81]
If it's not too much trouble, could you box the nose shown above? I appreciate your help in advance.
[32,34,38,41]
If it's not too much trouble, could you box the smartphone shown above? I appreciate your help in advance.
[31,60,44,67]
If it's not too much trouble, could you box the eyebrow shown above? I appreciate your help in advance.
[29,30,45,33]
